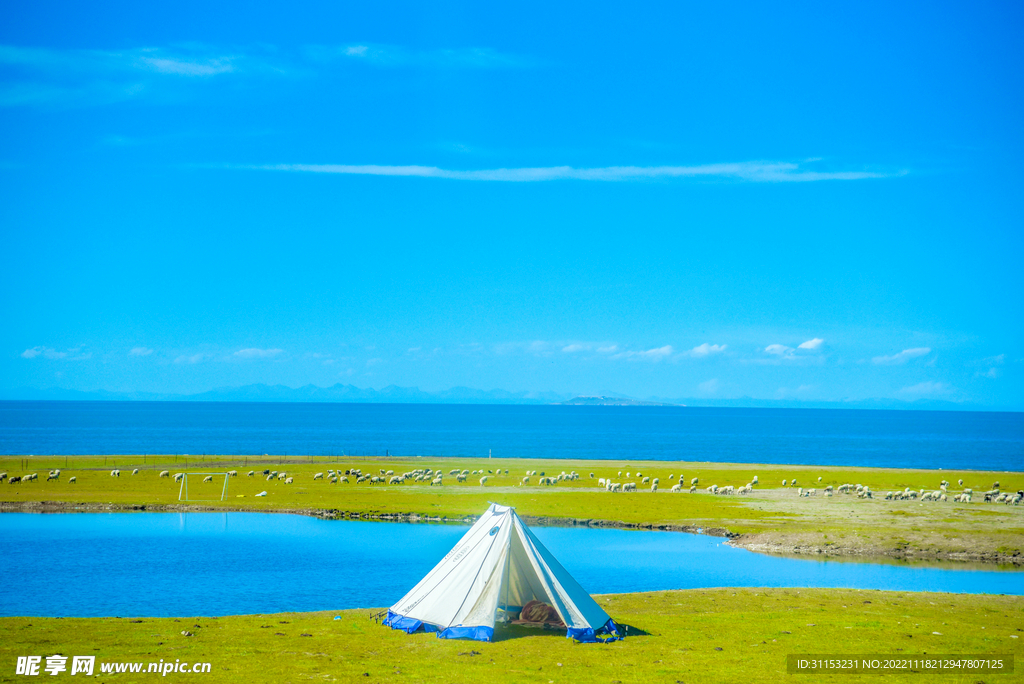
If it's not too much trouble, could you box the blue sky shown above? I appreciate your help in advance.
[1,1,1022,408]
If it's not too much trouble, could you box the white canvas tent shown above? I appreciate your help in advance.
[383,503,621,643]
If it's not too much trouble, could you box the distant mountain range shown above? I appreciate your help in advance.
[0,383,995,411]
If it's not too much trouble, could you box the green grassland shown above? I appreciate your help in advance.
[1,589,1020,683]
[2,454,1023,564]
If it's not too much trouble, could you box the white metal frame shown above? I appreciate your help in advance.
[178,472,230,502]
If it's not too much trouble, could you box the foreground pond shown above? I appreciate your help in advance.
[0,512,1019,617]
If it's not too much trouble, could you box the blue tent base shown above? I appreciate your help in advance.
[384,611,622,644]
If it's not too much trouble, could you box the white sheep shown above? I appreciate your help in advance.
[651,483,658,492]
[255,491,267,497]
[782,479,787,486]
[227,470,237,477]
[68,476,77,484]
[598,478,606,487]
[132,469,139,475]
[689,485,697,493]
[313,472,324,480]
[284,477,293,484]
[522,476,530,484]
[247,470,255,477]
[642,476,651,485]
[671,483,682,492]
[159,470,170,478]
[752,475,758,484]
[174,473,184,482]
[202,475,213,483]
[47,472,59,482]
[691,477,698,485]
[479,476,489,486]
[111,469,120,477]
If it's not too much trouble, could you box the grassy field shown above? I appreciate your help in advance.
[2,454,1023,564]
[1,589,1020,683]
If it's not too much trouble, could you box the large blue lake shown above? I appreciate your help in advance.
[2,401,1022,470]
[0,513,1018,618]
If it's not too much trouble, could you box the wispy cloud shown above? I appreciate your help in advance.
[562,344,585,353]
[687,343,727,357]
[21,346,90,360]
[174,353,207,364]
[898,381,949,396]
[306,43,528,69]
[237,160,900,184]
[764,344,794,356]
[698,378,720,394]
[0,44,261,107]
[798,337,824,350]
[872,347,931,365]
[234,348,284,359]
[129,347,154,356]
[613,345,674,361]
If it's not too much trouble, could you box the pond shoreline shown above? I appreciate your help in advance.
[4,499,1020,568]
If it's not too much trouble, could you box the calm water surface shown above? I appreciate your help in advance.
[2,401,1022,470]
[0,513,1018,618]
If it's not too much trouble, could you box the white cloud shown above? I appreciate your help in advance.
[366,357,384,367]
[898,381,949,396]
[129,347,153,356]
[764,344,793,356]
[21,346,89,360]
[234,348,284,359]
[562,344,585,353]
[614,345,674,361]
[688,343,726,357]
[136,55,235,77]
[978,367,1001,379]
[596,345,619,353]
[798,338,824,350]
[872,347,931,365]
[407,347,421,353]
[311,43,527,69]
[241,160,899,184]
[174,353,206,364]
[698,378,720,394]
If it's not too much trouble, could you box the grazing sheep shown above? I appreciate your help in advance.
[782,479,787,487]
[456,474,468,482]
[522,476,530,484]
[9,476,21,484]
[598,478,606,487]
[642,476,651,485]
[227,470,237,477]
[651,483,658,492]
[389,476,403,485]
[202,475,213,483]
[132,469,139,475]
[247,470,255,477]
[159,470,170,478]
[958,479,964,486]
[341,476,350,483]
[479,476,489,486]
[671,483,682,492]
[173,473,184,482]
[111,469,120,477]
[284,477,293,484]
[689,485,697,493]
[818,476,822,482]
[47,472,59,481]
[691,477,698,485]
[313,472,324,480]
[752,475,759,484]
[0,473,6,481]
[653,477,659,486]
[791,479,797,486]
[255,491,267,497]
[798,487,803,497]
[68,476,76,484]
